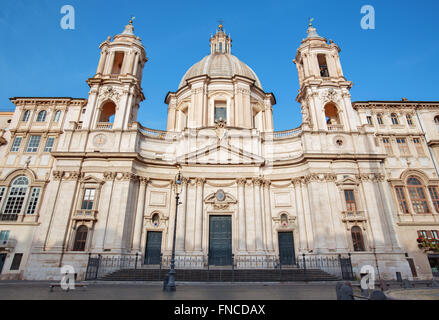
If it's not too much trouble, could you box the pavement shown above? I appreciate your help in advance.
[386,288,439,300]
[0,280,437,300]
[0,281,338,300]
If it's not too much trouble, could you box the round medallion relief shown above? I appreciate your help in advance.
[93,134,107,147]
[215,189,226,202]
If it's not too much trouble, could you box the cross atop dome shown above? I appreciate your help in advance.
[305,17,323,39]
[121,16,136,36]
[210,23,232,54]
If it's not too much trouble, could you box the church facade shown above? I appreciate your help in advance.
[0,21,438,281]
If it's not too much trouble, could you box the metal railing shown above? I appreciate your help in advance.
[327,124,344,131]
[74,210,98,220]
[96,122,113,130]
[85,253,354,281]
[0,214,19,221]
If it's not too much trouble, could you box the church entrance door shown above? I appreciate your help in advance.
[0,253,6,274]
[144,231,162,265]
[209,216,232,266]
[278,232,295,265]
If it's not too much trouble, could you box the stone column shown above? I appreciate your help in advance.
[194,178,205,251]
[93,172,116,251]
[253,178,264,252]
[237,178,247,252]
[301,179,314,250]
[293,178,308,251]
[263,180,274,251]
[132,177,148,252]
[104,51,115,74]
[96,50,108,75]
[359,177,388,250]
[176,178,188,252]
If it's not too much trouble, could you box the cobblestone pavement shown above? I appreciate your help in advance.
[0,281,338,300]
[386,288,439,300]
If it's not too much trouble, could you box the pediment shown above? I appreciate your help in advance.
[176,143,264,165]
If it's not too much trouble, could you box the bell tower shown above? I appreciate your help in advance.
[294,20,359,132]
[82,18,147,131]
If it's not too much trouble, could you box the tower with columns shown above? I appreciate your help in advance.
[82,19,147,132]
[294,21,360,133]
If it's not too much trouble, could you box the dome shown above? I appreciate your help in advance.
[178,53,263,90]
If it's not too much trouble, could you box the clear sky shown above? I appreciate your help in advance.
[0,0,438,130]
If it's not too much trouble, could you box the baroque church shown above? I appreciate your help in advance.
[0,20,438,281]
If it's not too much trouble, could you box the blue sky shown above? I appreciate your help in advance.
[0,0,438,130]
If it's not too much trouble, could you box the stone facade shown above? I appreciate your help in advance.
[0,22,438,281]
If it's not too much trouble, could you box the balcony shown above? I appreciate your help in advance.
[417,237,439,253]
[73,210,98,221]
[327,124,344,132]
[0,214,19,222]
[341,211,367,223]
[96,122,113,130]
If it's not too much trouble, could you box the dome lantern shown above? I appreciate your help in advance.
[210,24,232,54]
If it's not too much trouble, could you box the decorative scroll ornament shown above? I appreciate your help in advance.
[320,88,340,103]
[98,86,122,103]
[205,191,237,210]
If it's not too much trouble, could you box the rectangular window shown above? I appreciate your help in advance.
[366,116,373,125]
[396,137,410,156]
[214,101,227,123]
[395,186,410,213]
[344,190,357,212]
[377,115,384,125]
[0,230,10,243]
[111,52,125,75]
[418,230,428,238]
[413,138,425,157]
[25,187,41,215]
[382,137,393,155]
[26,135,41,153]
[44,137,55,152]
[10,137,22,152]
[10,253,23,271]
[428,186,439,213]
[432,230,439,240]
[81,189,96,210]
[4,184,28,215]
[317,54,329,77]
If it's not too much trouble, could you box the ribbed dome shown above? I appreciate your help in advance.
[178,53,263,90]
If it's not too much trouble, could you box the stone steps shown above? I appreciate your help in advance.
[98,268,341,282]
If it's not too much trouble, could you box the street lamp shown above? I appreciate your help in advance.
[164,171,182,292]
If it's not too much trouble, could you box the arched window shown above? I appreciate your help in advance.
[406,114,413,126]
[317,54,329,77]
[152,213,160,227]
[407,176,430,214]
[434,116,439,131]
[377,114,384,125]
[22,110,30,122]
[280,214,288,227]
[391,113,399,125]
[36,110,47,122]
[73,225,88,251]
[53,110,61,122]
[3,176,29,218]
[324,102,341,128]
[99,101,116,123]
[351,226,365,251]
